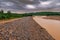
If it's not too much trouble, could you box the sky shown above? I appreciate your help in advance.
[0,0,60,10]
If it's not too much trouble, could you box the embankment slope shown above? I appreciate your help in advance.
[0,16,55,40]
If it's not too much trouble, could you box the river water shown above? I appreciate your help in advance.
[33,16,60,40]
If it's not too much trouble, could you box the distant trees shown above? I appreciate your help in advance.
[7,11,11,14]
[0,10,11,14]
[0,10,4,13]
[0,10,60,16]
[0,10,12,19]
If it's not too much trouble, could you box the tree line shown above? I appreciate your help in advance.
[0,10,60,20]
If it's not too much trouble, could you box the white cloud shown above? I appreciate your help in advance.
[25,4,36,9]
[56,3,60,6]
[29,0,34,1]
[37,1,53,8]
[40,1,52,6]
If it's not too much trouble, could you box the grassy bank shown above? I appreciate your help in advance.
[0,11,60,20]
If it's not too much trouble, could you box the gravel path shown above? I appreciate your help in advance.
[0,16,55,40]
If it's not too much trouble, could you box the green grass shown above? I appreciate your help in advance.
[0,12,60,20]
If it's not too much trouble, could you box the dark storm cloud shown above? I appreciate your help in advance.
[37,0,60,8]
[0,0,25,10]
[40,0,48,1]
[0,0,60,10]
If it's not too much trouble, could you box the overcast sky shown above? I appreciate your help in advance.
[0,0,60,10]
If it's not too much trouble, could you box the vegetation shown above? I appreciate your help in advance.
[0,10,60,20]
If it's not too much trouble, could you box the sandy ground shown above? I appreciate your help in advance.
[33,16,60,40]
[0,18,22,24]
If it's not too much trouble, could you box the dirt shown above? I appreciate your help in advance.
[0,16,55,40]
[0,18,22,24]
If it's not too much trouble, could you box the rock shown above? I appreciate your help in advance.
[0,16,55,40]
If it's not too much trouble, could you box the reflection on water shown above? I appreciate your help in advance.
[33,16,60,40]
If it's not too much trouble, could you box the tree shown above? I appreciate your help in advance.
[7,11,11,14]
[0,10,4,13]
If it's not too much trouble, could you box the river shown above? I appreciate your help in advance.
[33,16,60,40]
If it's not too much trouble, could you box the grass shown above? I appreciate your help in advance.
[0,11,60,20]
